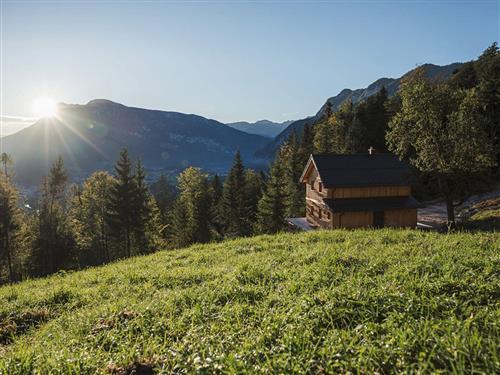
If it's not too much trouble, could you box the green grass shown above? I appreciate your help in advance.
[0,229,499,374]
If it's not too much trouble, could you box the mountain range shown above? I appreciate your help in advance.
[256,62,462,158]
[2,100,269,187]
[3,62,463,189]
[225,120,294,138]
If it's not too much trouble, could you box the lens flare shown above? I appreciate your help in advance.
[34,97,58,118]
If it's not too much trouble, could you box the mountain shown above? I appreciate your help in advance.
[2,99,269,187]
[226,119,294,138]
[256,62,463,158]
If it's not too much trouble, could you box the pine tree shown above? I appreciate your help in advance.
[132,159,151,253]
[106,149,137,258]
[36,156,71,275]
[333,100,354,153]
[299,123,315,163]
[151,174,175,225]
[211,174,223,204]
[210,174,224,237]
[256,150,289,234]
[244,169,264,232]
[220,151,249,237]
[313,120,333,153]
[69,171,116,265]
[169,167,212,247]
[0,153,21,283]
[282,132,305,217]
[168,198,191,248]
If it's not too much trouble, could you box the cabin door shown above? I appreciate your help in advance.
[373,211,384,228]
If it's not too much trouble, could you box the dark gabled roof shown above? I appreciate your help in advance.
[307,153,413,188]
[323,196,423,213]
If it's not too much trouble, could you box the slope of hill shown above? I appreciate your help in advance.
[0,229,498,373]
[226,120,294,138]
[2,100,269,187]
[257,63,462,158]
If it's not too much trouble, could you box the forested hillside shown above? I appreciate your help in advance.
[256,63,462,158]
[0,44,498,285]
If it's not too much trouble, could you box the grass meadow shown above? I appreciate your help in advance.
[0,229,498,373]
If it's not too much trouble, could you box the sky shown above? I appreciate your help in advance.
[0,0,499,136]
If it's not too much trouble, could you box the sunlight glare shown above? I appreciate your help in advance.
[34,97,58,118]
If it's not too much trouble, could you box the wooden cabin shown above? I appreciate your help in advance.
[299,152,422,229]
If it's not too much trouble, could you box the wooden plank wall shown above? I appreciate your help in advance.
[334,212,373,228]
[332,186,411,198]
[384,209,417,228]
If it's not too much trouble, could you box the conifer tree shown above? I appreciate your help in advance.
[36,156,71,275]
[220,151,249,237]
[313,120,333,153]
[282,132,305,217]
[151,174,175,225]
[132,159,151,252]
[168,199,191,248]
[211,174,223,204]
[69,171,116,265]
[244,169,264,231]
[106,149,137,258]
[0,153,21,283]
[256,150,289,234]
[332,100,354,153]
[299,123,315,163]
[169,167,212,247]
[210,174,224,237]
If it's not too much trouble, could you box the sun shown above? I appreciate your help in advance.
[34,97,58,118]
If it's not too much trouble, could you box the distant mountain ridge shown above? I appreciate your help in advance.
[256,62,463,158]
[3,100,269,187]
[226,119,294,138]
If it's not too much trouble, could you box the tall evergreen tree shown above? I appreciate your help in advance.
[299,123,315,163]
[169,167,212,247]
[0,153,21,283]
[106,149,137,258]
[256,150,289,234]
[209,174,224,237]
[244,169,264,231]
[313,119,333,153]
[36,156,72,275]
[70,171,116,265]
[282,132,305,217]
[220,151,249,237]
[132,159,151,252]
[151,173,176,226]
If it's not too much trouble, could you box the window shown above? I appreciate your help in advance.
[318,182,323,192]
[327,211,331,220]
[311,181,315,190]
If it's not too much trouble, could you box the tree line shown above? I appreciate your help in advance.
[0,144,307,284]
[1,44,498,284]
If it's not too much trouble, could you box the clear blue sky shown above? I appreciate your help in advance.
[1,0,498,134]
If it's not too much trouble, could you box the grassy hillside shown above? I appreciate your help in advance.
[0,230,498,374]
